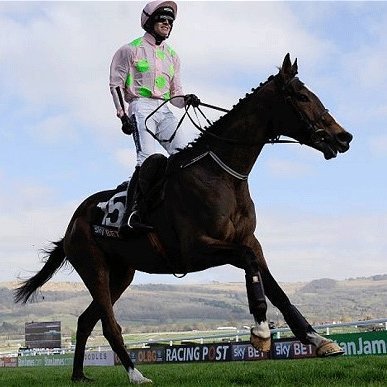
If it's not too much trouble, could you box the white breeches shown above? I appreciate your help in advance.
[128,98,186,166]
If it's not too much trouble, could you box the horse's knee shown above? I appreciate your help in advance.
[240,246,260,273]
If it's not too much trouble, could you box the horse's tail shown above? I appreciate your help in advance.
[14,239,67,304]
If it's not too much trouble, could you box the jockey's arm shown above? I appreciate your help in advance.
[109,45,131,117]
[169,54,186,108]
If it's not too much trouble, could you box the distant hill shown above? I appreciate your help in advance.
[1,275,386,335]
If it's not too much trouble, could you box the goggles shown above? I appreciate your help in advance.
[153,14,174,25]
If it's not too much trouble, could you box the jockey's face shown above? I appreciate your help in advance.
[153,18,172,38]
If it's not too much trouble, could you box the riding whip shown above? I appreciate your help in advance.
[115,87,126,113]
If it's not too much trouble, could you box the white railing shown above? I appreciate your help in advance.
[125,318,387,348]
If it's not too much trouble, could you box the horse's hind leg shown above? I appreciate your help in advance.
[71,268,135,382]
[73,258,151,383]
[261,269,343,356]
[72,300,101,382]
[66,216,151,382]
[92,274,151,383]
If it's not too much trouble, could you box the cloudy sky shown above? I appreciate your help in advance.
[1,1,386,286]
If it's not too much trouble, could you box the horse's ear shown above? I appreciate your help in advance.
[291,58,298,76]
[280,53,298,81]
[283,53,291,69]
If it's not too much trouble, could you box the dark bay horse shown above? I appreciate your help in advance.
[15,54,352,384]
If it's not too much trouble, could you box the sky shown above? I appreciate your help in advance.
[0,1,386,286]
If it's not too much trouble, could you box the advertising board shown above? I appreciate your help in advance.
[0,357,18,367]
[272,340,315,359]
[84,351,115,366]
[232,343,269,361]
[10,330,387,368]
[164,343,232,363]
[330,331,387,356]
[127,347,165,365]
[18,354,73,367]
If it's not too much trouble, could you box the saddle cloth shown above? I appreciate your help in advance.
[92,154,168,238]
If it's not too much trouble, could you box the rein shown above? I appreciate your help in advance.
[145,96,299,147]
[143,76,325,180]
[143,96,241,144]
[184,101,299,146]
[144,96,189,144]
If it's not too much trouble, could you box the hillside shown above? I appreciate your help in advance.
[1,275,386,336]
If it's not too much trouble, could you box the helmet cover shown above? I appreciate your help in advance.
[141,1,177,31]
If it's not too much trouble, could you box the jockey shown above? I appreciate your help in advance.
[109,0,200,235]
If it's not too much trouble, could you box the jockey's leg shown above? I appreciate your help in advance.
[119,101,159,235]
[119,166,138,230]
[156,105,183,155]
[119,166,153,234]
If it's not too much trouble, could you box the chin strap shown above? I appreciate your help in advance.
[151,32,165,45]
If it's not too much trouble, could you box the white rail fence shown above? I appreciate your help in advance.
[126,318,387,348]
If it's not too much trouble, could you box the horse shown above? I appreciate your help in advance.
[14,54,353,384]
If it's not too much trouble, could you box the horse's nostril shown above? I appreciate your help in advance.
[337,132,353,144]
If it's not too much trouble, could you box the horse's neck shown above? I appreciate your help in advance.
[208,90,273,176]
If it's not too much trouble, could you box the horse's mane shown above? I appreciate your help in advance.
[178,74,277,155]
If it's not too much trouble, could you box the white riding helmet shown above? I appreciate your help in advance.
[141,1,177,32]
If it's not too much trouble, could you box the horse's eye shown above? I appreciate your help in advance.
[296,93,310,102]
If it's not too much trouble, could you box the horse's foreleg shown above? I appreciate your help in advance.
[191,242,271,352]
[245,271,271,352]
[189,238,271,352]
[261,270,343,356]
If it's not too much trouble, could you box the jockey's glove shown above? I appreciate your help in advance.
[184,94,201,108]
[120,114,134,135]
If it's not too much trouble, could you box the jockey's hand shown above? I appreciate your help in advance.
[184,94,201,108]
[120,114,134,135]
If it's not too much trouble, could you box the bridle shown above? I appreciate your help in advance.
[274,76,330,145]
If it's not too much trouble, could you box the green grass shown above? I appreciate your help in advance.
[1,356,386,386]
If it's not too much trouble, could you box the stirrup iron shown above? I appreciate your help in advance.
[128,210,141,229]
[127,210,154,231]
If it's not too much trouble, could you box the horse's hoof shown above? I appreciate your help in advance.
[128,368,153,384]
[316,340,344,357]
[250,329,271,352]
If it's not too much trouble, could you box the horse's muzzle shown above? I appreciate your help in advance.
[312,129,353,160]
[335,131,353,153]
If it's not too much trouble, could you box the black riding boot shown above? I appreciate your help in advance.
[119,167,153,236]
